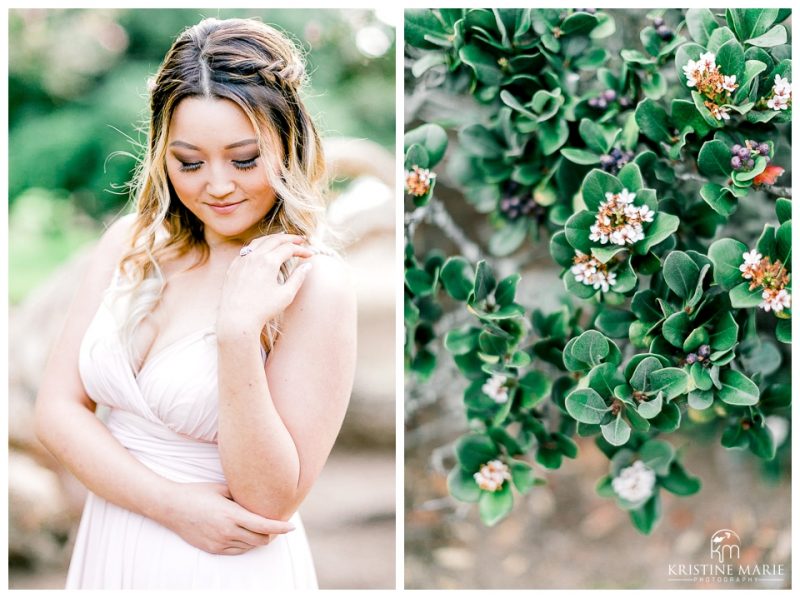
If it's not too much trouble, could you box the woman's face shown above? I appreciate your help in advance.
[165,96,278,247]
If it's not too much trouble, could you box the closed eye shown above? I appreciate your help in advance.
[178,160,202,172]
[233,156,259,171]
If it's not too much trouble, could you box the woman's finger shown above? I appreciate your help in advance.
[244,233,306,253]
[281,261,313,299]
[259,243,314,269]
[232,509,295,535]
[234,526,273,547]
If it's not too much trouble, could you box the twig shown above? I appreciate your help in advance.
[428,198,483,263]
[760,184,792,199]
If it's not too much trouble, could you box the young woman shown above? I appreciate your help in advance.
[34,17,356,589]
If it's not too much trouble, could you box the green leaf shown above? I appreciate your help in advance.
[639,439,675,476]
[404,144,430,170]
[581,169,622,212]
[698,140,734,177]
[630,356,663,392]
[440,257,474,301]
[718,369,760,405]
[728,8,778,41]
[637,391,663,419]
[459,123,504,158]
[747,24,787,47]
[494,273,521,307]
[700,183,737,217]
[709,238,748,290]
[405,10,449,49]
[488,220,528,257]
[473,260,497,303]
[564,210,596,253]
[775,198,792,225]
[748,423,776,459]
[601,413,631,446]
[662,311,691,348]
[638,213,679,254]
[716,39,746,82]
[595,310,636,339]
[560,148,601,165]
[663,251,701,300]
[499,89,538,120]
[447,466,482,502]
[635,99,671,143]
[579,118,617,154]
[510,460,539,494]
[651,401,681,432]
[459,44,503,85]
[404,124,449,167]
[479,483,513,526]
[688,388,714,410]
[649,367,690,401]
[538,118,569,155]
[709,312,739,352]
[683,326,710,352]
[732,156,768,183]
[686,8,719,44]
[405,267,434,296]
[729,282,763,308]
[444,327,480,355]
[776,318,791,344]
[660,461,702,496]
[572,330,611,367]
[565,388,610,424]
[455,433,498,470]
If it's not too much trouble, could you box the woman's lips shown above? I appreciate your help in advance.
[207,199,245,214]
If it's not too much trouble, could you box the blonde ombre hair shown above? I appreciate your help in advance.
[112,17,327,360]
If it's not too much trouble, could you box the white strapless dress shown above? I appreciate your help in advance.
[66,294,317,589]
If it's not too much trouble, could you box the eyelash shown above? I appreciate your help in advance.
[177,157,259,172]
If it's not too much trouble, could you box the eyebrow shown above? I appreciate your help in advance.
[169,138,258,150]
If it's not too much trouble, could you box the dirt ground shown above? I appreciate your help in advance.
[9,446,396,590]
[405,407,791,590]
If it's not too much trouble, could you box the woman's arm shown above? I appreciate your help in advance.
[216,244,357,521]
[35,217,292,555]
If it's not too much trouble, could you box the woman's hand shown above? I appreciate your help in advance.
[217,233,314,338]
[159,482,295,555]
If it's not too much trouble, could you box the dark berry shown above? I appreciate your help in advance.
[656,25,673,41]
[653,17,665,27]
[758,143,770,156]
[737,147,750,159]
[603,89,617,102]
[731,156,742,170]
[588,97,598,108]
[596,97,607,109]
[698,344,711,358]
[686,353,698,365]
[619,97,632,108]
[731,144,742,155]
[746,158,755,169]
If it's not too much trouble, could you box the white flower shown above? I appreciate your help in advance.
[612,460,656,503]
[699,52,716,71]
[482,373,509,404]
[473,459,512,492]
[773,75,791,97]
[768,94,790,111]
[683,59,701,87]
[759,288,792,313]
[617,188,636,204]
[739,250,763,279]
[572,251,617,293]
[721,75,738,93]
[709,104,731,120]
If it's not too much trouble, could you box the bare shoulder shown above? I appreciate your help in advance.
[97,212,137,257]
[285,254,356,323]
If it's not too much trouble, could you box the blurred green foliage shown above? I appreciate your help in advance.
[8,8,396,303]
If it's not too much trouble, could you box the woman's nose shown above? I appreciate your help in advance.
[206,166,236,198]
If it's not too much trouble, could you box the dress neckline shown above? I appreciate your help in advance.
[133,325,216,380]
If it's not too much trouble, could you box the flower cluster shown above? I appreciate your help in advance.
[405,165,434,197]
[730,140,770,171]
[571,251,617,292]
[612,460,656,503]
[599,148,635,175]
[767,75,791,111]
[589,189,655,246]
[683,52,738,120]
[473,459,512,492]
[482,373,510,404]
[740,249,792,314]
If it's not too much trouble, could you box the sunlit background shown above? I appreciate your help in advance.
[8,8,396,589]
